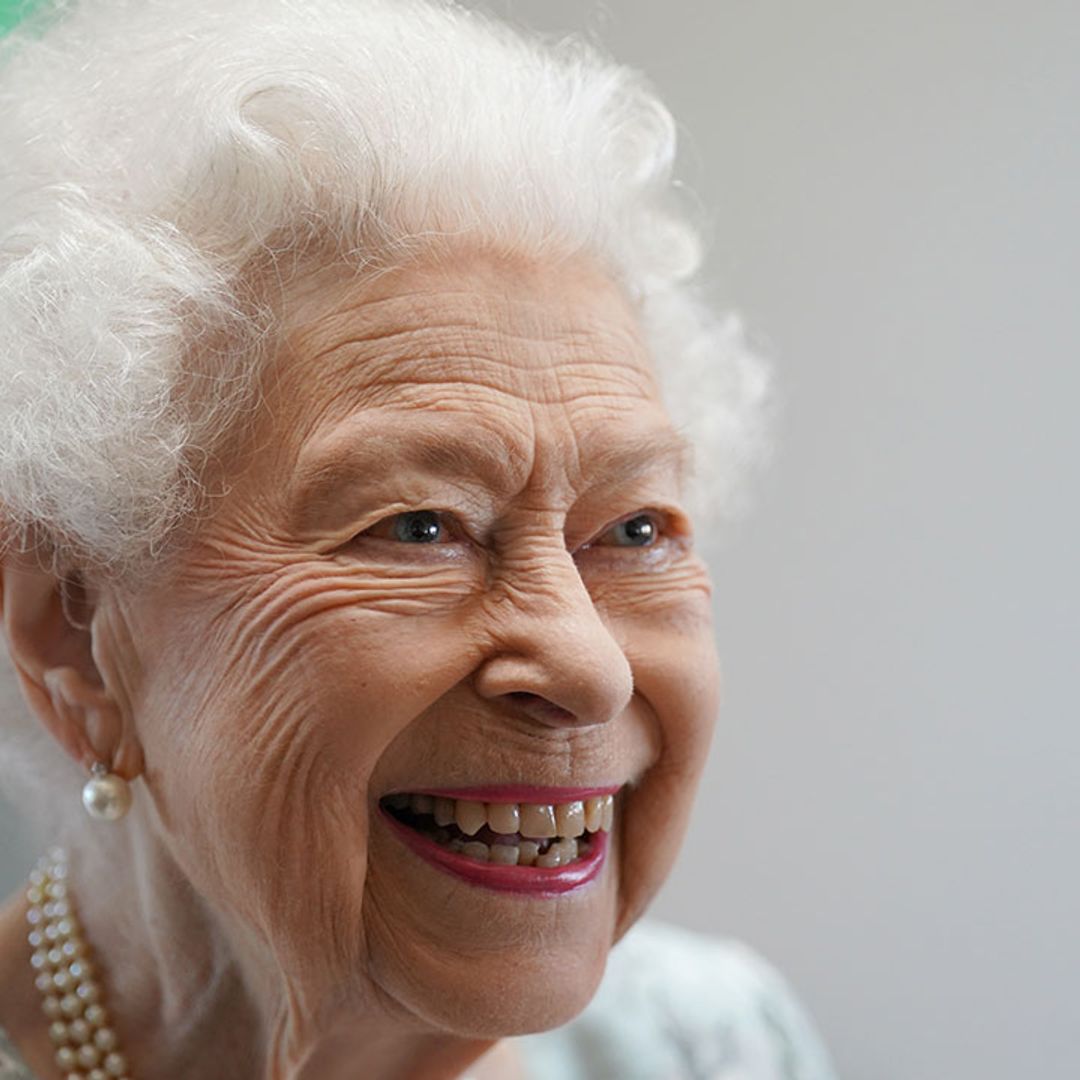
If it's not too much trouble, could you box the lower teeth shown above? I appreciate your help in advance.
[435,833,590,867]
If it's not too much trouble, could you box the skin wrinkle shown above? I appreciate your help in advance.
[0,249,721,1080]
[293,285,646,358]
[290,426,524,538]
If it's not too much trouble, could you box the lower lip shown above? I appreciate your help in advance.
[379,806,610,896]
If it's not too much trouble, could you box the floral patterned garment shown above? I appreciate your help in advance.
[0,919,837,1080]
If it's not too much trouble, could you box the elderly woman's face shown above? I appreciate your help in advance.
[108,251,719,1036]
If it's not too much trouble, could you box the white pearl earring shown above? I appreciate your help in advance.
[81,761,133,822]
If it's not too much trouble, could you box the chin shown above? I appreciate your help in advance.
[395,935,614,1039]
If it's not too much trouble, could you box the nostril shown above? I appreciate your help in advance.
[507,692,576,725]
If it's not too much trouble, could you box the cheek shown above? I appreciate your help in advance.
[603,577,721,938]
[597,557,720,780]
[133,562,485,979]
[625,603,720,791]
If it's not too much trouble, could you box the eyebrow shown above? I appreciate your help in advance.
[289,413,694,527]
[581,428,695,489]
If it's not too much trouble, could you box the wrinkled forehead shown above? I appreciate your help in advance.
[256,251,682,483]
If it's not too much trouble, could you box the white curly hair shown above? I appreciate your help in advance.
[0,0,771,831]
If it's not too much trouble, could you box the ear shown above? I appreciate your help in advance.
[0,552,142,780]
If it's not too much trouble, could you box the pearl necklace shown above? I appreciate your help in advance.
[25,847,132,1080]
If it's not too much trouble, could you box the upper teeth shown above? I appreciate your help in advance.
[387,793,615,837]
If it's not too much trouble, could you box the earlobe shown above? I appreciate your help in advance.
[0,555,140,781]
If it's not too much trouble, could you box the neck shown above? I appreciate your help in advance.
[0,825,510,1080]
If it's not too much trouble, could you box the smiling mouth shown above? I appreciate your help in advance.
[378,791,614,867]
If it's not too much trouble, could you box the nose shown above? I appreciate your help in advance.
[471,544,634,729]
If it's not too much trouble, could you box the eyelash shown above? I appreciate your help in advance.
[356,508,670,550]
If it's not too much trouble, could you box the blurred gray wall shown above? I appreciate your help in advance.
[2,3,1077,1079]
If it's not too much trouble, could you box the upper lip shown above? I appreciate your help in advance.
[381,783,622,802]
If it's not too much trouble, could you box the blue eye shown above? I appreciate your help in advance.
[390,510,445,543]
[359,510,452,544]
[595,512,661,548]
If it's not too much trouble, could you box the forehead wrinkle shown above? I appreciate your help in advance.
[276,256,676,520]
[309,331,653,397]
[291,278,645,351]
[287,286,651,393]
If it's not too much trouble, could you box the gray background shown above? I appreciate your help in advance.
[2,2,1078,1078]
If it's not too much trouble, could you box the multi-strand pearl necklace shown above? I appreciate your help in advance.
[25,847,132,1080]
